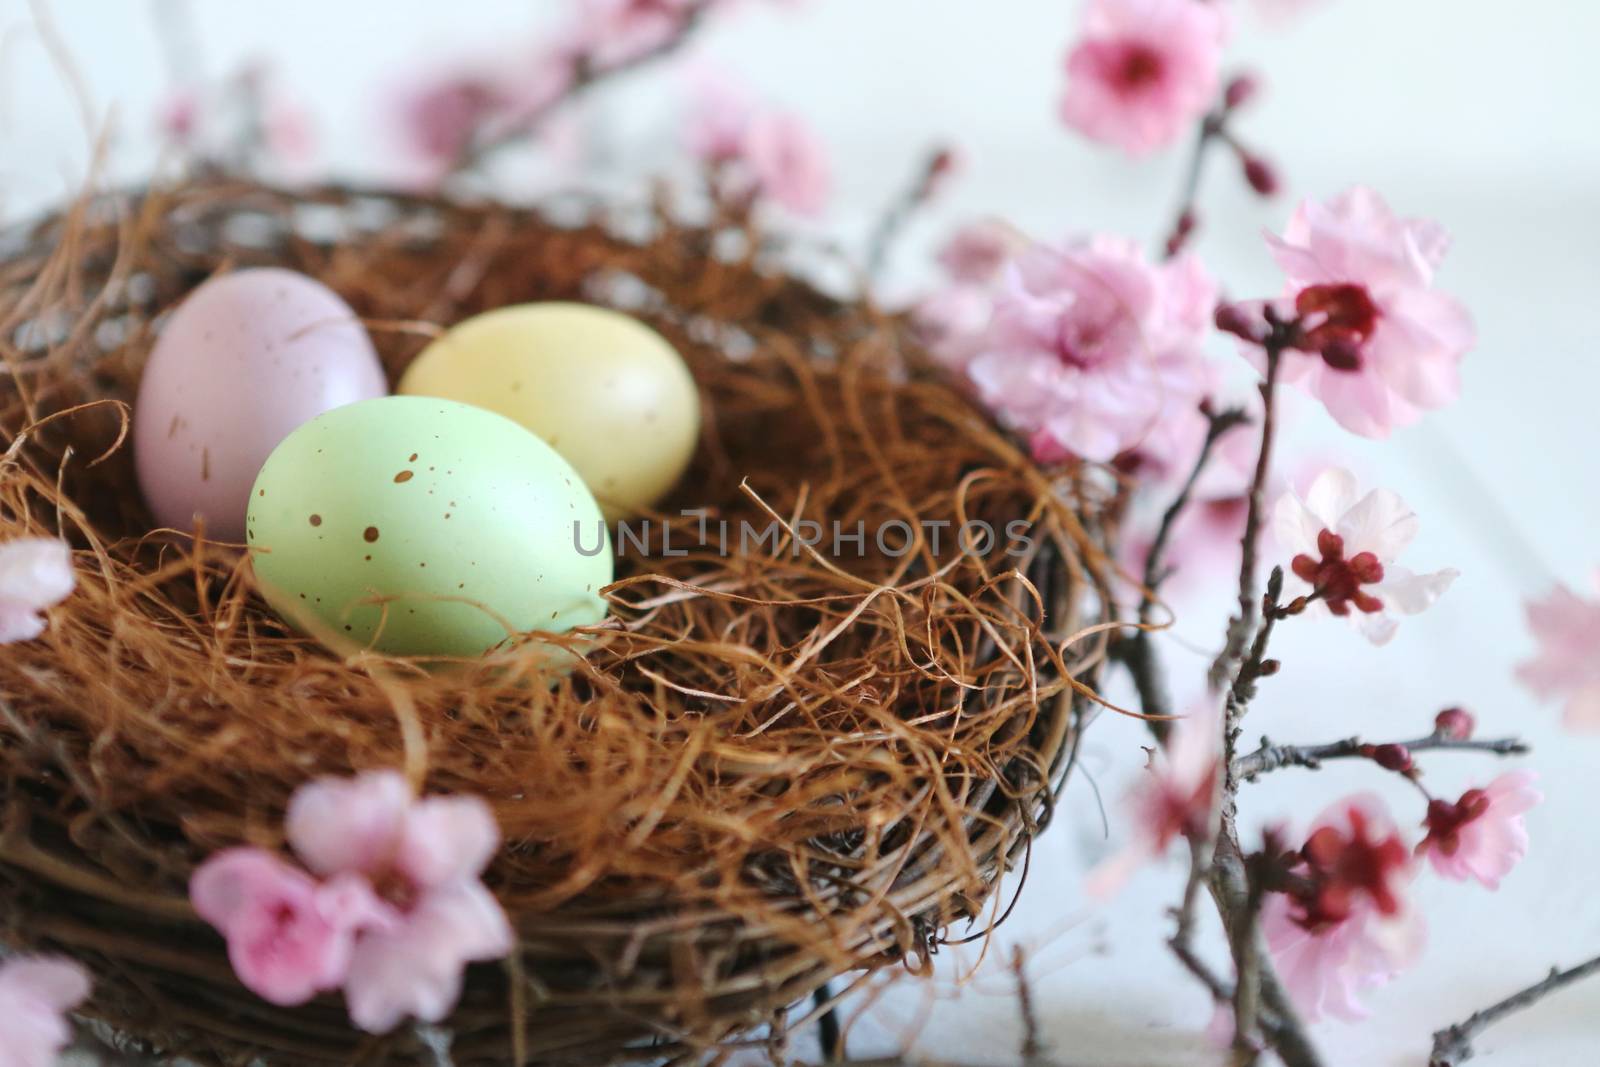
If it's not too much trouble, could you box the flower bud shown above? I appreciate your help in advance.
[1242,154,1280,196]
[1214,302,1262,342]
[1224,74,1261,111]
[1435,706,1476,741]
[1371,743,1414,772]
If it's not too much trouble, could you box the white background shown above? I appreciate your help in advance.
[3,1,1598,1065]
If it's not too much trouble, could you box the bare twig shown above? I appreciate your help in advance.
[1217,565,1305,795]
[1228,852,1271,1066]
[1429,954,1600,1066]
[1142,404,1252,601]
[865,147,956,283]
[1235,730,1529,782]
[1207,833,1326,1067]
[1209,333,1287,692]
[1115,403,1250,732]
[452,1,714,173]
[1010,947,1047,1065]
[1169,831,1231,1003]
[1160,108,1225,259]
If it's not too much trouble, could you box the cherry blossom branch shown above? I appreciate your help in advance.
[865,146,958,284]
[1209,313,1294,693]
[1206,832,1327,1067]
[1234,731,1529,783]
[1160,75,1276,259]
[1429,953,1600,1066]
[451,1,714,173]
[1160,110,1224,259]
[1116,403,1250,734]
[1142,403,1251,596]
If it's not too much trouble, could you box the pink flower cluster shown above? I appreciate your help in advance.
[1255,187,1476,437]
[0,538,75,644]
[960,235,1216,467]
[1262,797,1425,1022]
[191,770,513,1034]
[1059,0,1229,156]
[684,71,832,217]
[0,956,90,1067]
[1264,773,1539,1021]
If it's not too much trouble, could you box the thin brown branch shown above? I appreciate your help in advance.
[1169,830,1231,1003]
[1209,329,1287,692]
[865,147,956,284]
[452,1,714,173]
[1010,947,1046,1065]
[1143,404,1252,601]
[1160,109,1225,259]
[1228,867,1268,1066]
[1430,953,1600,1066]
[1234,729,1528,782]
[1115,403,1250,733]
[1208,831,1327,1067]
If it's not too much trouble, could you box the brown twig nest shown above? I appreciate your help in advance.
[0,179,1117,1064]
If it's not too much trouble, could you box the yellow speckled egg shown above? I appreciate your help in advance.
[398,302,700,518]
[246,396,611,660]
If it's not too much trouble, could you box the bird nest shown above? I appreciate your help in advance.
[0,179,1118,1065]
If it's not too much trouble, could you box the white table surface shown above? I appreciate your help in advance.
[6,2,1598,1064]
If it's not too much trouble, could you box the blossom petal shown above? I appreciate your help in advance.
[342,881,513,1033]
[1378,565,1458,616]
[191,848,356,1005]
[0,958,91,1012]
[398,795,502,889]
[1302,467,1361,530]
[1562,683,1600,732]
[1337,488,1419,560]
[286,770,411,877]
[0,602,47,644]
[0,538,75,608]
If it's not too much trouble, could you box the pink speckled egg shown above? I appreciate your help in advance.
[133,268,388,542]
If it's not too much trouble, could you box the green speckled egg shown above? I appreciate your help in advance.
[247,396,611,659]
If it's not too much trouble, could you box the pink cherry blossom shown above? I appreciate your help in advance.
[1263,892,1425,1022]
[1417,771,1541,889]
[190,848,395,1007]
[1273,467,1457,644]
[1059,0,1228,156]
[935,220,1028,286]
[0,538,75,644]
[1516,572,1600,731]
[0,956,90,1067]
[682,72,832,217]
[742,110,832,217]
[912,222,1029,371]
[1087,703,1220,897]
[1258,187,1475,437]
[286,771,513,1033]
[964,236,1216,465]
[571,0,702,67]
[913,284,995,372]
[684,67,757,164]
[394,74,509,170]
[1262,796,1424,1022]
